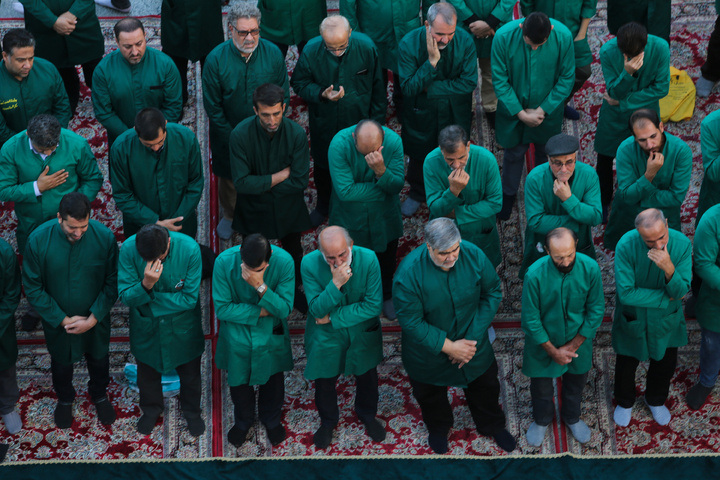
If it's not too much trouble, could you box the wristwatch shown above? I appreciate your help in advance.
[256,283,267,295]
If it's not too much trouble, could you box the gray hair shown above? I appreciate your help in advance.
[635,208,666,229]
[438,125,468,152]
[228,1,261,28]
[424,218,461,251]
[318,226,353,252]
[27,114,61,148]
[319,15,351,35]
[545,227,577,250]
[427,2,457,26]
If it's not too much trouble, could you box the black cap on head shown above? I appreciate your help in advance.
[545,133,579,157]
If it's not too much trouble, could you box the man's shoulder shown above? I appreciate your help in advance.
[646,34,670,54]
[88,219,116,239]
[350,31,378,51]
[169,231,200,251]
[96,50,123,71]
[59,128,89,147]
[206,39,235,63]
[166,122,197,143]
[28,57,62,80]
[1,130,27,155]
[575,252,602,276]
[395,245,426,278]
[0,236,14,259]
[615,229,640,255]
[494,19,523,40]
[524,255,552,284]
[574,160,600,181]
[668,228,692,249]
[28,218,57,245]
[525,162,550,184]
[398,26,425,49]
[144,46,175,67]
[702,109,720,129]
[616,135,640,158]
[664,132,692,156]
[548,18,573,41]
[269,244,294,265]
[112,128,139,152]
[599,37,619,57]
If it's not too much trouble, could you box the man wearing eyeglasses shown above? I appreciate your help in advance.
[109,107,203,240]
[203,2,289,240]
[291,15,386,227]
[519,133,601,278]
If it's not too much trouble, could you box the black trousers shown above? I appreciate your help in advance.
[270,40,307,60]
[137,356,202,420]
[596,153,615,206]
[701,15,720,82]
[167,52,208,104]
[530,372,587,426]
[315,368,378,427]
[409,360,506,436]
[376,239,398,301]
[614,348,678,408]
[51,352,109,404]
[229,371,285,431]
[58,57,101,113]
[0,366,19,415]
[279,231,304,289]
[406,154,428,203]
[313,166,332,217]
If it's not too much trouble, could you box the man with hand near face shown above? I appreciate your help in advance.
[23,193,118,429]
[110,107,203,239]
[612,208,691,427]
[604,109,691,250]
[520,133,601,278]
[301,226,385,449]
[118,224,205,436]
[521,227,604,446]
[92,17,182,144]
[213,234,295,448]
[393,218,516,454]
[424,124,503,267]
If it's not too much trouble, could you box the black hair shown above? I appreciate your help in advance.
[241,234,272,268]
[616,22,648,58]
[134,108,166,141]
[252,83,285,110]
[135,224,170,261]
[438,125,468,152]
[27,114,61,149]
[2,28,34,54]
[114,17,145,40]
[58,192,91,221]
[522,12,552,45]
[629,108,661,131]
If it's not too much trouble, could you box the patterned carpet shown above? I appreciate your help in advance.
[1,0,719,462]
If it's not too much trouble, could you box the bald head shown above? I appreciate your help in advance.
[319,226,353,268]
[545,227,577,273]
[353,120,384,155]
[635,208,665,230]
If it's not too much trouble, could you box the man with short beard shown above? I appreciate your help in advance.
[520,227,604,446]
[519,133,601,278]
[603,109,692,250]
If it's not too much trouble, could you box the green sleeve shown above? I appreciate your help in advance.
[521,274,551,345]
[643,145,692,209]
[426,35,478,98]
[290,50,325,104]
[212,257,261,326]
[398,36,437,97]
[331,256,383,329]
[620,46,670,112]
[22,241,67,327]
[149,245,202,317]
[159,60,183,123]
[701,115,720,183]
[68,0,96,19]
[75,140,103,202]
[118,243,155,309]
[455,155,502,223]
[0,247,20,327]
[664,238,692,301]
[614,144,654,205]
[92,65,132,139]
[109,143,161,225]
[374,134,405,195]
[578,263,605,339]
[271,126,310,195]
[562,170,602,226]
[329,137,387,203]
[446,0,474,21]
[19,0,58,29]
[393,272,447,355]
[615,239,670,310]
[368,46,387,124]
[50,69,72,129]
[467,253,502,336]
[581,0,598,19]
[339,0,359,29]
[170,135,204,219]
[201,57,234,136]
[491,32,524,117]
[525,173,580,234]
[0,111,16,145]
[424,157,462,218]
[230,127,273,194]
[89,237,119,321]
[302,255,345,321]
[538,30,575,115]
[491,0,516,23]
[695,212,720,292]
[0,149,38,204]
[519,0,535,16]
[258,254,295,320]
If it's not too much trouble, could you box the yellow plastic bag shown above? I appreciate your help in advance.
[659,66,696,123]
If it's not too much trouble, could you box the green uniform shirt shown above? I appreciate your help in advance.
[520,161,601,277]
[291,32,386,168]
[521,252,604,377]
[202,39,290,179]
[20,0,104,68]
[393,241,502,387]
[110,123,204,239]
[230,116,312,239]
[340,0,423,72]
[604,133,691,250]
[0,239,20,372]
[213,245,294,387]
[302,247,383,380]
[449,0,515,59]
[160,0,224,62]
[693,204,720,333]
[0,128,102,253]
[328,126,404,252]
[594,35,670,158]
[398,26,478,161]
[520,0,597,67]
[424,144,503,267]
[697,110,720,223]
[607,0,671,42]
[612,228,691,361]
[491,19,575,149]
[118,232,204,374]
[92,48,183,142]
[0,57,71,146]
[23,219,118,365]
[258,0,327,46]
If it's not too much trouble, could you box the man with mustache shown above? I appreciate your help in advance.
[603,109,692,250]
[521,227,604,446]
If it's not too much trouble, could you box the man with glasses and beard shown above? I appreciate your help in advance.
[520,227,604,446]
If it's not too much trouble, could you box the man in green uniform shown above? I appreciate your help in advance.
[0,114,102,254]
[424,124,502,267]
[520,0,597,120]
[161,0,223,104]
[520,133,601,278]
[687,204,720,409]
[20,0,104,113]
[393,218,516,454]
[594,22,670,217]
[118,224,205,436]
[109,107,203,239]
[302,226,385,449]
[521,227,604,446]
[612,208,691,427]
[213,234,294,448]
[607,0,671,42]
[604,109,691,250]
[230,83,311,313]
[258,0,327,58]
[491,12,575,220]
[696,110,720,224]
[696,0,720,97]
[92,17,182,144]
[0,238,21,435]
[448,0,515,128]
[328,120,403,319]
[23,193,118,429]
[203,2,290,240]
[397,2,478,216]
[0,29,71,147]
[292,15,386,226]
